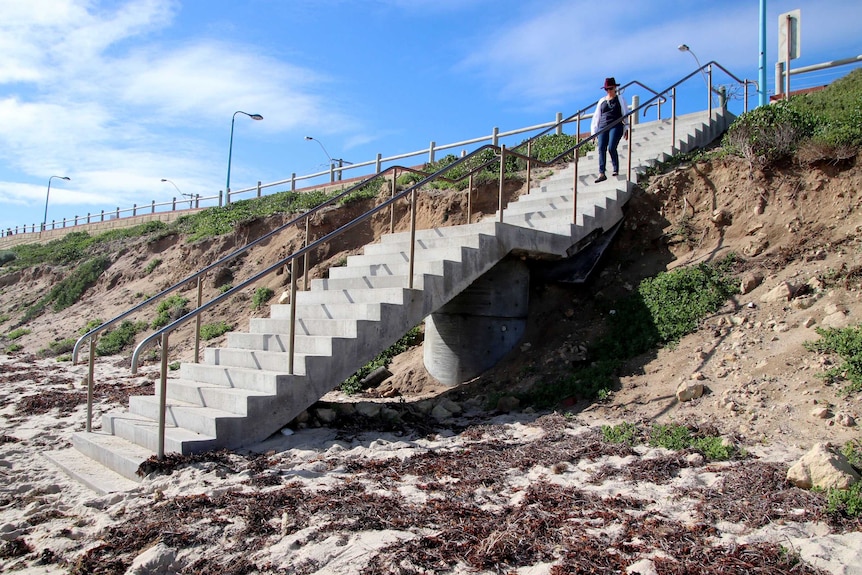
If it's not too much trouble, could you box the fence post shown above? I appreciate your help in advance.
[555,112,563,135]
[498,145,505,223]
[428,141,436,164]
[375,153,382,173]
[151,200,156,214]
[631,95,640,125]
[257,181,262,198]
[132,204,137,217]
[172,197,176,210]
[492,127,499,147]
[291,173,296,192]
[115,207,120,219]
[101,210,105,222]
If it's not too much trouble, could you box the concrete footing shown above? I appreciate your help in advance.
[423,258,529,386]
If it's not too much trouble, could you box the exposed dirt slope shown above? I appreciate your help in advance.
[1,157,860,448]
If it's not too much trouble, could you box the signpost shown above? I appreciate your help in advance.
[778,9,801,100]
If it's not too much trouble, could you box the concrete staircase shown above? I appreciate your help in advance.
[59,109,734,488]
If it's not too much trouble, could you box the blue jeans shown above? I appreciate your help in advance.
[597,124,624,175]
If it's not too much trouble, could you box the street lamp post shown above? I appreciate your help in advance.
[304,136,351,182]
[678,44,726,109]
[161,178,194,209]
[43,175,71,232]
[305,136,335,181]
[226,110,263,205]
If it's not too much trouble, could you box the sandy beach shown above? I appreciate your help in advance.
[1,354,860,575]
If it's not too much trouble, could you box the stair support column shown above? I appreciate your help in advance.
[424,258,529,386]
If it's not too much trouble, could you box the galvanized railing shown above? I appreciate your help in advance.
[74,63,755,459]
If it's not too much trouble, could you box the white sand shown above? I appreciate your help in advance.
[1,355,860,574]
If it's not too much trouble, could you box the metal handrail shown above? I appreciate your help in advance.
[79,63,754,458]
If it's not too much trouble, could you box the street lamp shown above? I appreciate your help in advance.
[226,110,263,205]
[161,178,181,194]
[161,178,195,209]
[43,175,70,232]
[678,44,726,109]
[304,136,351,181]
[678,44,708,85]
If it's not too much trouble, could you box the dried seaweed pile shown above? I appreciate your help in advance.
[54,415,839,575]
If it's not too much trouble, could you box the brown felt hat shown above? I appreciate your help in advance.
[602,77,620,90]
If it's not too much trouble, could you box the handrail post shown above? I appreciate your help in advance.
[151,200,156,214]
[467,173,474,224]
[572,147,579,225]
[498,145,505,223]
[671,87,677,150]
[157,332,169,460]
[257,181,262,198]
[626,121,633,182]
[428,141,436,164]
[408,187,417,290]
[390,169,397,234]
[631,95,640,125]
[707,64,713,117]
[576,114,581,143]
[375,153,382,173]
[87,337,95,432]
[194,277,202,363]
[303,215,310,292]
[555,112,563,135]
[525,141,532,195]
[291,173,296,192]
[288,258,298,375]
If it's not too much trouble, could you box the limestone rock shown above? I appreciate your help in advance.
[786,443,861,490]
[837,413,857,427]
[739,272,763,295]
[315,408,337,424]
[676,381,703,402]
[761,281,794,303]
[496,395,520,413]
[126,542,179,575]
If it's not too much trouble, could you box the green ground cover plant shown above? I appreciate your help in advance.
[152,295,190,329]
[528,256,738,406]
[804,325,862,395]
[600,422,742,461]
[144,258,162,275]
[96,320,149,356]
[199,321,233,341]
[5,328,30,340]
[18,256,110,325]
[252,287,274,310]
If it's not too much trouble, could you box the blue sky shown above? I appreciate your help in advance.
[1,0,860,233]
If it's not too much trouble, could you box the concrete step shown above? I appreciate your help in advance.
[269,301,383,320]
[179,361,300,391]
[225,332,336,354]
[128,395,248,437]
[249,316,359,337]
[161,378,272,414]
[101,411,220,454]
[70,431,153,484]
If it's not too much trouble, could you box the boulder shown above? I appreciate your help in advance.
[786,443,861,490]
[676,381,704,402]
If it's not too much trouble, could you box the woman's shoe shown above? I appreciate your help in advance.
[594,174,607,183]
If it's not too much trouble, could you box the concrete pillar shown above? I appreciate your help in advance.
[424,258,529,386]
